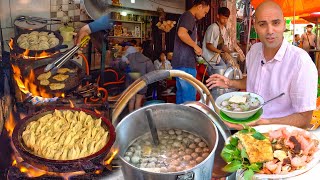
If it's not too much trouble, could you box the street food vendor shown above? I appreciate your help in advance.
[206,0,318,129]
[202,7,232,64]
[171,0,210,104]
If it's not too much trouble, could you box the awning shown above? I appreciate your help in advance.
[251,0,320,17]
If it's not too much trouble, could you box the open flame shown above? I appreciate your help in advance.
[9,39,13,50]
[5,112,16,137]
[12,64,63,99]
[69,100,75,108]
[105,149,119,165]
[11,154,86,178]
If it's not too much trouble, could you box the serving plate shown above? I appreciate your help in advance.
[220,109,263,124]
[236,124,320,179]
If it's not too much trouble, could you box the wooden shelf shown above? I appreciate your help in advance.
[108,36,142,39]
[112,19,144,24]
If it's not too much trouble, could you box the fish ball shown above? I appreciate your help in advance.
[131,156,140,164]
[171,154,179,159]
[124,156,130,162]
[177,135,183,141]
[175,166,184,172]
[183,155,192,161]
[203,147,210,152]
[195,147,202,153]
[188,134,195,139]
[189,143,196,149]
[178,151,185,156]
[173,141,181,147]
[185,148,193,155]
[198,142,206,148]
[202,152,209,158]
[147,162,156,168]
[221,100,229,106]
[191,152,198,159]
[194,138,201,143]
[175,129,182,135]
[189,160,197,166]
[125,151,133,156]
[195,156,204,163]
[170,159,180,166]
[168,130,175,135]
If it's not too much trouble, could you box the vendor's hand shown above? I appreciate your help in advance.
[193,45,202,56]
[206,74,230,89]
[74,24,91,46]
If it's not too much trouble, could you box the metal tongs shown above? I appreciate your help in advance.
[16,15,61,25]
[44,35,90,75]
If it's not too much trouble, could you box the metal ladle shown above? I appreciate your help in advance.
[262,92,285,106]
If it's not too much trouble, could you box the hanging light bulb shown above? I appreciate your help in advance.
[131,0,135,3]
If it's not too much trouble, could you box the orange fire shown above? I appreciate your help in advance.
[12,64,63,98]
[9,39,14,50]
[5,112,16,137]
[69,100,75,108]
[11,153,86,178]
[105,148,119,165]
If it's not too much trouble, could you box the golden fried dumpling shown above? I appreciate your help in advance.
[22,109,109,160]
[40,79,49,86]
[52,74,69,81]
[37,71,51,80]
[49,83,65,90]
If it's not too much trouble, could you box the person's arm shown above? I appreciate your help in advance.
[225,111,312,130]
[177,27,202,55]
[252,111,313,129]
[206,43,222,54]
[75,15,112,44]
[206,74,247,90]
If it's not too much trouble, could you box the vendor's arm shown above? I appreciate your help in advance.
[177,27,202,55]
[206,74,246,90]
[75,15,112,44]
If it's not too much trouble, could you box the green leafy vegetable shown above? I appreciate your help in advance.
[241,148,248,159]
[230,137,239,146]
[251,131,266,140]
[243,169,254,180]
[222,160,243,172]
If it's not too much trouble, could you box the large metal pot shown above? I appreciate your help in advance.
[112,70,231,180]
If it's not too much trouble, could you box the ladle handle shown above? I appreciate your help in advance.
[145,109,160,146]
[262,92,285,106]
[112,70,216,125]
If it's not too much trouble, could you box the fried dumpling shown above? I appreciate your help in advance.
[37,71,51,80]
[49,83,65,90]
[40,79,49,86]
[52,74,69,81]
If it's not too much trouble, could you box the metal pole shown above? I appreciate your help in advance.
[0,16,5,58]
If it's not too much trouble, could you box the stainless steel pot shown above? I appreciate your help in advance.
[112,70,231,180]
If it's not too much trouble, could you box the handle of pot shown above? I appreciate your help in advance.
[112,70,216,124]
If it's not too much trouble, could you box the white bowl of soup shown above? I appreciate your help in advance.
[215,92,264,120]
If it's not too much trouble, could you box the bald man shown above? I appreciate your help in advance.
[206,0,318,129]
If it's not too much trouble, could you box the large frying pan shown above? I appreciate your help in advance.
[12,29,67,57]
[12,107,116,172]
[83,0,111,20]
[31,60,86,96]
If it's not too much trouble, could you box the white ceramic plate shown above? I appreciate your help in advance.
[236,124,320,179]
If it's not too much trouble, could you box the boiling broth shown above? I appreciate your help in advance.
[123,129,210,173]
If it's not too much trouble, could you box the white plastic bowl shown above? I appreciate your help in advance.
[215,92,264,120]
